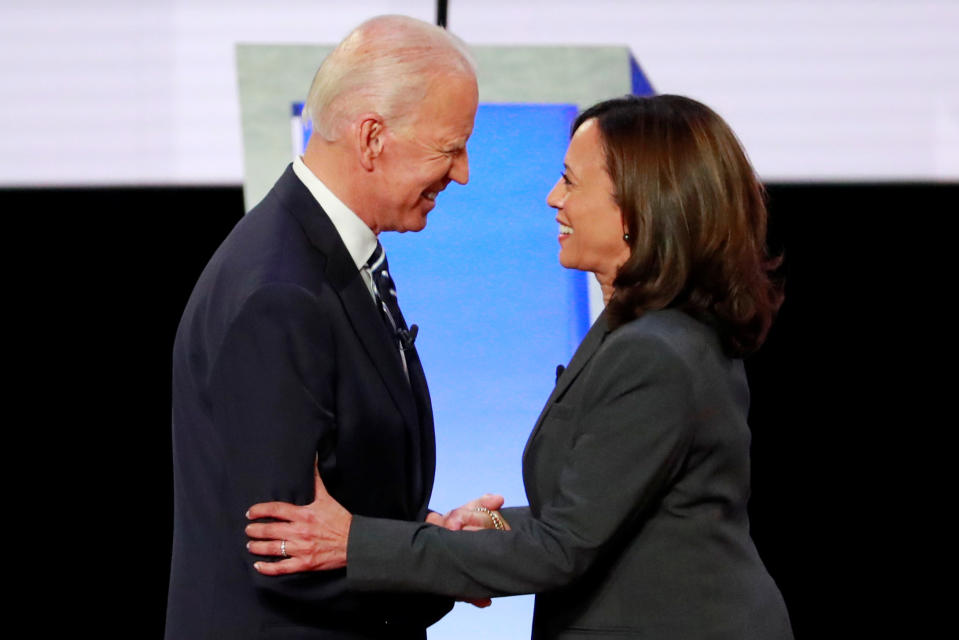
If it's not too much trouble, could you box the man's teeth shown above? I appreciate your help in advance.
[559,224,573,235]
[423,192,437,201]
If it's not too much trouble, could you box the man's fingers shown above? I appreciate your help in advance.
[425,511,446,527]
[245,522,294,541]
[247,539,289,557]
[247,501,302,522]
[254,557,310,576]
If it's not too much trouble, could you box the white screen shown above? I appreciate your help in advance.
[0,0,956,185]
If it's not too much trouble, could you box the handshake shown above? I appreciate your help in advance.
[426,493,510,532]
[426,493,511,609]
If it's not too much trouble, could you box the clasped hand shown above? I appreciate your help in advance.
[245,464,508,606]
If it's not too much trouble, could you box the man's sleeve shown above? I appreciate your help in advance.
[209,282,452,626]
[209,282,346,603]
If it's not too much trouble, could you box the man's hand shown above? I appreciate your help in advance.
[245,464,352,575]
[426,494,510,531]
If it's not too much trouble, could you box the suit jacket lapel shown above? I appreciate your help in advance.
[523,310,611,463]
[274,165,420,435]
[378,295,432,513]
[405,346,433,516]
[359,245,433,513]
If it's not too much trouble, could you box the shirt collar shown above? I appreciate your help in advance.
[292,155,378,269]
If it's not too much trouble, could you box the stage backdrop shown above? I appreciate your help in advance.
[385,102,581,638]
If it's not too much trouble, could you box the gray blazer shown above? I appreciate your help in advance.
[348,309,793,639]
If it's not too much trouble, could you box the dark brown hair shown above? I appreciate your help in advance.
[574,95,783,357]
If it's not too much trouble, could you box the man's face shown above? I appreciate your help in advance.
[373,73,479,233]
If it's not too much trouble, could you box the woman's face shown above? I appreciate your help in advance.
[547,118,630,283]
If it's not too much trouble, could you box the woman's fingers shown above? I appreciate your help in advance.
[462,597,492,608]
[425,511,446,526]
[474,494,505,511]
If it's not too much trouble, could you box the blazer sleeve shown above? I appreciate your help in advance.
[347,329,697,599]
[209,282,344,602]
[499,506,533,529]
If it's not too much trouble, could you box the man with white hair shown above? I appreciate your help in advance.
[166,15,489,638]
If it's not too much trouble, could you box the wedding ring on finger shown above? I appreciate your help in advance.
[281,540,288,557]
[472,506,506,531]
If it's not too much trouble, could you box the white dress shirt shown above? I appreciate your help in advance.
[292,156,408,376]
[292,155,380,299]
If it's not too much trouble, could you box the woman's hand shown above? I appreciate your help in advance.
[245,465,352,575]
[425,493,510,608]
[426,494,511,531]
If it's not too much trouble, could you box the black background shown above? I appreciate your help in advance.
[9,181,945,637]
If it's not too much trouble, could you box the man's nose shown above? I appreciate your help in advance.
[448,149,469,185]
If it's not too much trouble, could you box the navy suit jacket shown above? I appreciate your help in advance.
[166,165,451,639]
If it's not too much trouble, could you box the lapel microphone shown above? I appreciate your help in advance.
[397,324,418,351]
[555,364,565,383]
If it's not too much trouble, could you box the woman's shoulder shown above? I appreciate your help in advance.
[609,309,720,354]
[576,311,708,410]
[592,310,744,407]
[596,310,733,384]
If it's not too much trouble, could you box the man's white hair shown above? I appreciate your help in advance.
[304,15,477,142]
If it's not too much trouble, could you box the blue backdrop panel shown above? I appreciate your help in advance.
[379,103,583,637]
[630,53,655,96]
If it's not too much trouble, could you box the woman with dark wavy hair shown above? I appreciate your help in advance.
[590,95,781,356]
[245,94,792,639]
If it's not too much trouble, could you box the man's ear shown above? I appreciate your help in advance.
[356,114,385,171]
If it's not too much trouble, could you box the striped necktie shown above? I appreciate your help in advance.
[366,242,413,377]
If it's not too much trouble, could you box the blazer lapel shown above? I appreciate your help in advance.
[274,166,420,435]
[523,311,611,462]
[405,345,433,515]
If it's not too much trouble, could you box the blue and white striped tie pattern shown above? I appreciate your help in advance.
[366,242,410,378]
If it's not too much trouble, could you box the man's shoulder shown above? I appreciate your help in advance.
[184,192,338,324]
[218,206,321,278]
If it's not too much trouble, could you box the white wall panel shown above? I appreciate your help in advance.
[1,0,956,185]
